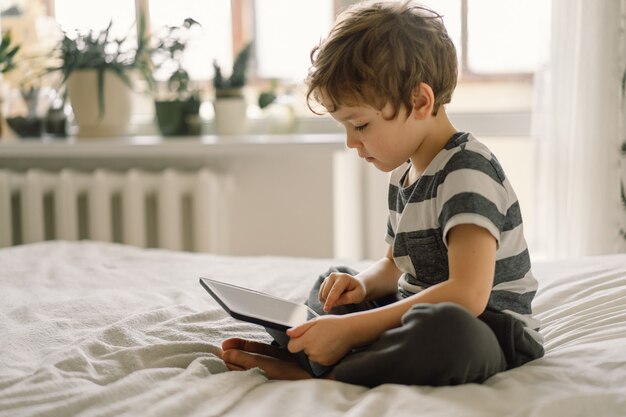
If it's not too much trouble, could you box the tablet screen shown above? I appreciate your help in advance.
[200,278,318,330]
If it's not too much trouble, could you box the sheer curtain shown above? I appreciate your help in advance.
[531,0,625,259]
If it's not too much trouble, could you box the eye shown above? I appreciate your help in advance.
[353,123,368,132]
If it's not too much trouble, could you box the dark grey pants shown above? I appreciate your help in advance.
[304,266,544,387]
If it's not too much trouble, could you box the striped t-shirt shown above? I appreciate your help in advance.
[386,132,541,341]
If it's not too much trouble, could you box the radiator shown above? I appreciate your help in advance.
[0,168,222,252]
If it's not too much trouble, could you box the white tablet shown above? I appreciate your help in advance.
[199,277,318,331]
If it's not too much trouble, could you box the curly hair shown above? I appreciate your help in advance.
[306,0,457,118]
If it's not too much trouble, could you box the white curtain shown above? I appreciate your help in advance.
[531,0,625,259]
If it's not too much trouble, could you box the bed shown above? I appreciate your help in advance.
[1,241,625,417]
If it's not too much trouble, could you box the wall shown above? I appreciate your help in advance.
[0,136,344,258]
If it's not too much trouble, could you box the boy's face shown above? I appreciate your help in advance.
[329,101,426,173]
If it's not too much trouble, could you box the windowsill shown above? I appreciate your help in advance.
[0,106,531,155]
[0,133,348,172]
[121,79,533,137]
[125,109,531,139]
[0,80,533,151]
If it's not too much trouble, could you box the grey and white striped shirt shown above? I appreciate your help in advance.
[386,132,541,341]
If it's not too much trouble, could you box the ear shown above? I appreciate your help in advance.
[410,83,435,120]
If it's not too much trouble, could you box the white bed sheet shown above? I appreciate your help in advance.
[0,241,624,417]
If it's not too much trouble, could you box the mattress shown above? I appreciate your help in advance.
[0,241,624,417]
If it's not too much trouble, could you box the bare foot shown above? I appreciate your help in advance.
[220,338,313,380]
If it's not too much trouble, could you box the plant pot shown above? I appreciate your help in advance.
[44,107,70,138]
[155,97,201,136]
[1,87,48,139]
[67,69,133,138]
[6,116,43,138]
[213,96,248,135]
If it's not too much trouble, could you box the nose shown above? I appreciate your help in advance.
[345,131,362,150]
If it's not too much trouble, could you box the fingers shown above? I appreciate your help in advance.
[286,320,317,353]
[319,272,346,303]
[324,281,351,312]
[319,273,353,311]
[318,275,331,303]
[286,320,315,339]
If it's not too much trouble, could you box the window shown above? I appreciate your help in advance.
[49,0,336,86]
[254,0,334,82]
[54,0,135,39]
[147,0,232,81]
[464,0,551,76]
[22,0,549,85]
[420,0,551,79]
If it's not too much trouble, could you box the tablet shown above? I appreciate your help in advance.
[199,277,318,331]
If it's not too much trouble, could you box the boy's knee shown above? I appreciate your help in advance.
[401,303,505,383]
[402,302,474,331]
[401,303,481,356]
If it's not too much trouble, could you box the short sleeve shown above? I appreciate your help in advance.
[436,149,509,248]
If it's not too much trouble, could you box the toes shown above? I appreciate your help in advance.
[240,340,295,362]
[224,362,246,371]
[222,348,262,371]
[222,349,311,380]
[221,348,243,366]
[222,337,246,351]
[222,338,295,362]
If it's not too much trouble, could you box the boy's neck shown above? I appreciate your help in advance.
[408,108,457,179]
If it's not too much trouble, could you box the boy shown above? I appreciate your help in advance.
[220,0,544,387]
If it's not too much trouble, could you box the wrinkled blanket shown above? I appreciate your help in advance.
[1,241,625,417]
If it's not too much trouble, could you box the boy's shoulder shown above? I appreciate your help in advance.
[444,132,490,160]
[441,133,507,183]
[388,132,506,188]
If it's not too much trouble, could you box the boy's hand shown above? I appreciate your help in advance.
[319,272,366,312]
[286,315,355,366]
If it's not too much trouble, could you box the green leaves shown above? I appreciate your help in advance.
[213,42,253,90]
[49,19,148,118]
[0,31,20,74]
[258,79,279,109]
[149,18,201,100]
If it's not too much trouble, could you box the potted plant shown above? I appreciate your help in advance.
[48,18,150,138]
[3,33,68,139]
[149,18,202,136]
[257,79,298,134]
[0,31,20,137]
[212,42,252,135]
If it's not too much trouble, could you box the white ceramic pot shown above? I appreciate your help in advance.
[67,69,133,138]
[213,96,248,135]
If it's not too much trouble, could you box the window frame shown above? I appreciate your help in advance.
[458,0,533,83]
[42,0,535,86]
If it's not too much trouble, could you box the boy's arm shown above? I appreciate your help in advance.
[287,224,496,365]
[346,223,496,347]
[356,245,402,300]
